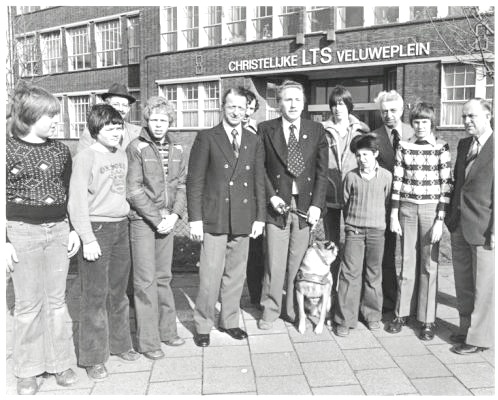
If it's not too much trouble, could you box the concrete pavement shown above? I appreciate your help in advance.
[5,264,495,395]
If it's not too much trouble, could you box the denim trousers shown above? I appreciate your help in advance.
[78,219,133,366]
[130,219,178,352]
[7,220,74,378]
[396,202,439,323]
[334,225,385,328]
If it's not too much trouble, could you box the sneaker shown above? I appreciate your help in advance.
[258,319,273,330]
[115,349,140,362]
[335,325,349,337]
[55,368,78,387]
[163,336,185,346]
[86,364,108,381]
[142,349,165,360]
[367,321,381,331]
[17,377,38,395]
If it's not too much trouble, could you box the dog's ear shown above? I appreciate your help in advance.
[324,241,335,250]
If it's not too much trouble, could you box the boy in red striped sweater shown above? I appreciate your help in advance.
[333,134,392,337]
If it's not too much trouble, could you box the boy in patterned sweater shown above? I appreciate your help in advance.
[387,102,453,340]
[68,104,140,382]
[6,82,80,395]
[333,134,392,337]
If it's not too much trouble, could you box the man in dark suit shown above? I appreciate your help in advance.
[258,80,328,330]
[445,98,494,355]
[187,87,266,347]
[371,90,414,312]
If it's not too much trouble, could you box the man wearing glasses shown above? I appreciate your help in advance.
[187,87,266,347]
[77,83,141,152]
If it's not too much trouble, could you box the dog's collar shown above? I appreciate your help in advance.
[295,270,330,285]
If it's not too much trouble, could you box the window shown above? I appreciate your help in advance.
[337,7,364,29]
[410,7,437,21]
[163,86,177,127]
[183,6,199,48]
[253,7,272,39]
[159,82,221,129]
[96,20,121,67]
[441,64,476,126]
[17,36,39,77]
[266,82,280,120]
[203,82,220,127]
[485,69,494,101]
[68,96,90,138]
[308,7,330,33]
[205,6,222,46]
[67,26,91,71]
[161,7,177,51]
[40,31,62,74]
[52,97,65,139]
[280,7,303,36]
[128,91,141,125]
[227,7,246,43]
[374,7,399,25]
[182,84,198,127]
[128,16,140,64]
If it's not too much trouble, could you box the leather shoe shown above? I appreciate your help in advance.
[335,325,349,337]
[86,364,108,381]
[451,343,488,355]
[194,333,210,347]
[142,349,165,360]
[163,336,185,346]
[55,368,78,386]
[115,349,141,362]
[17,377,38,395]
[218,327,248,340]
[386,317,406,334]
[419,323,435,341]
[449,333,466,344]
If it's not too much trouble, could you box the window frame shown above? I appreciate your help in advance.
[127,16,140,64]
[253,6,273,39]
[68,95,91,138]
[95,19,122,68]
[17,35,39,77]
[66,25,91,71]
[182,6,199,49]
[307,6,331,33]
[161,6,178,52]
[40,30,62,74]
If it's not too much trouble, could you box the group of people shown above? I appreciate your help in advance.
[5,78,494,395]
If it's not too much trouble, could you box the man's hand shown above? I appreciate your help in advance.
[270,196,287,214]
[390,213,403,236]
[83,241,102,261]
[190,221,204,242]
[307,206,321,230]
[157,214,179,235]
[67,230,81,258]
[5,243,18,273]
[249,221,265,239]
[431,220,443,243]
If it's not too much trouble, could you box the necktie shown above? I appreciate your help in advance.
[231,129,239,158]
[391,128,400,151]
[466,137,480,166]
[287,124,305,177]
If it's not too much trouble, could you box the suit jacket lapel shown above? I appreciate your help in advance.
[213,124,236,164]
[268,118,288,166]
[466,133,494,179]
[232,129,250,178]
[299,119,313,161]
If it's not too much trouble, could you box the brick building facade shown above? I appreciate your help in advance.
[9,6,495,156]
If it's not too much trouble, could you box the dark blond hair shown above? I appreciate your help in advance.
[143,96,175,124]
[10,81,60,137]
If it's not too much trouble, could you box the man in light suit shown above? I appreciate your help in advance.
[258,80,328,329]
[187,87,266,347]
[371,90,414,312]
[77,83,141,153]
[445,98,494,354]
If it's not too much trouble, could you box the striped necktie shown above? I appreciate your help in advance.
[231,129,239,158]
[465,137,480,176]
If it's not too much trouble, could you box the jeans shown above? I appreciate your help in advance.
[322,207,342,284]
[7,220,74,378]
[78,220,133,366]
[130,219,178,352]
[396,202,439,323]
[334,225,385,328]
